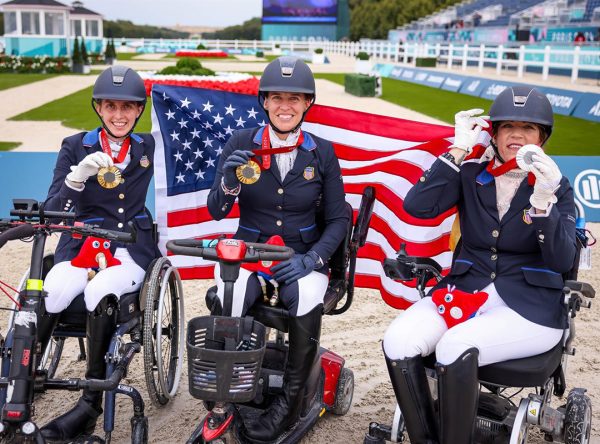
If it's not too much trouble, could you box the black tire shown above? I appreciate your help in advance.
[131,416,149,444]
[141,257,185,406]
[332,367,354,415]
[564,388,592,444]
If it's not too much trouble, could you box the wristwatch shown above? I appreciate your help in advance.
[440,152,457,165]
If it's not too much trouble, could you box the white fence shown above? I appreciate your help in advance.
[118,38,600,84]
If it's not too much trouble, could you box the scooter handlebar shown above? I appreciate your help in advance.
[166,239,294,263]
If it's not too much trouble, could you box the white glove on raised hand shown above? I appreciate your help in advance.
[66,152,113,184]
[451,108,490,154]
[529,152,562,210]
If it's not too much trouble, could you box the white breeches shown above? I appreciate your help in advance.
[43,248,146,313]
[383,283,564,366]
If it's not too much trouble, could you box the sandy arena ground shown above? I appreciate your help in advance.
[0,223,597,444]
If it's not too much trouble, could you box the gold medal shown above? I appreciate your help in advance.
[97,166,123,189]
[236,160,261,185]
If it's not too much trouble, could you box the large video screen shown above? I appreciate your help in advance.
[262,0,338,24]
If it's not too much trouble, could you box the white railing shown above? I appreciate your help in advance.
[320,40,600,84]
[114,38,600,84]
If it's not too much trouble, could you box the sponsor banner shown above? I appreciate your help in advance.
[555,157,600,222]
[459,78,490,97]
[399,68,417,81]
[572,94,600,123]
[480,81,515,100]
[411,70,432,85]
[539,87,585,116]
[441,74,468,92]
[424,73,446,88]
[373,63,395,78]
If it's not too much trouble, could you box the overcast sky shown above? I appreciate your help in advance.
[78,0,263,28]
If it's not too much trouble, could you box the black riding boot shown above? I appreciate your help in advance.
[435,348,479,444]
[385,353,439,444]
[41,296,118,443]
[244,304,323,443]
[35,307,59,368]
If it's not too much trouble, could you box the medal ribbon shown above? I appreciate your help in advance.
[100,130,131,164]
[255,128,304,170]
[486,157,536,186]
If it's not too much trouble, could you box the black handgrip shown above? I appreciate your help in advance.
[10,209,75,220]
[0,224,35,249]
[71,224,137,244]
[166,239,219,261]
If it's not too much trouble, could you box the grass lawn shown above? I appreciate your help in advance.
[0,142,20,151]
[0,73,57,91]
[116,52,141,61]
[314,74,599,156]
[10,86,152,133]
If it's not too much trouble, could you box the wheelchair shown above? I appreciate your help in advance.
[0,213,186,443]
[164,186,376,443]
[365,228,595,444]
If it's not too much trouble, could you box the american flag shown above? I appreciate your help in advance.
[152,84,465,309]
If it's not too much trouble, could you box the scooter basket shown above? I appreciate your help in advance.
[187,315,267,403]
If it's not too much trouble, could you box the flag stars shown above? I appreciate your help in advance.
[191,109,202,120]
[213,113,224,125]
[162,92,169,101]
[203,121,213,130]
[205,157,216,168]
[235,116,246,127]
[203,137,214,148]
[190,128,201,139]
[180,97,191,108]
[170,130,180,141]
[225,104,236,116]
[216,131,225,140]
[184,160,194,171]
[193,148,204,159]
[182,139,192,150]
[247,107,258,119]
[215,146,223,156]
[258,119,267,127]
[224,125,234,136]
[195,170,205,180]
[202,100,214,112]
[165,109,175,120]
[175,172,186,183]
[178,118,188,129]
[173,151,183,162]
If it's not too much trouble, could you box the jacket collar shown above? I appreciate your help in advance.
[252,126,316,151]
[82,127,143,148]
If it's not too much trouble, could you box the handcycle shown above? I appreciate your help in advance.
[164,186,376,444]
[0,199,185,443]
[364,229,595,444]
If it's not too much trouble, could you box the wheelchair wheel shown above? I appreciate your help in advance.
[564,388,592,444]
[509,398,529,444]
[332,367,354,415]
[39,336,64,379]
[141,257,185,406]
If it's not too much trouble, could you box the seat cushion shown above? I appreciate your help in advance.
[478,341,564,387]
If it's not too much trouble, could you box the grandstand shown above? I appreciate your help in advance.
[398,0,600,38]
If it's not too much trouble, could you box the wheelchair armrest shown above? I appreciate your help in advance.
[564,280,595,299]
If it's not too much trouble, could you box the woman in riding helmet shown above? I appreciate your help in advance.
[382,86,576,443]
[39,65,159,442]
[208,56,348,441]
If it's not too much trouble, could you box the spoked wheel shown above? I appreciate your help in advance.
[564,388,592,444]
[509,398,530,444]
[141,257,185,406]
[38,336,65,379]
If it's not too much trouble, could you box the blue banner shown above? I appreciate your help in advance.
[539,87,585,116]
[441,74,468,92]
[424,73,446,88]
[459,78,490,97]
[480,81,515,100]
[555,156,600,223]
[572,94,600,123]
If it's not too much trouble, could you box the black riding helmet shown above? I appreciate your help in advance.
[91,65,147,138]
[258,56,316,135]
[489,86,554,162]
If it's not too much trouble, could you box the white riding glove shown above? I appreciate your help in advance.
[529,152,562,210]
[451,109,490,154]
[66,152,113,184]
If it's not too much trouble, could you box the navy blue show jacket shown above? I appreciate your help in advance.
[45,128,160,270]
[208,127,349,265]
[404,157,577,329]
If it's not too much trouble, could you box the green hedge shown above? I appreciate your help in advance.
[344,73,376,97]
[415,57,437,67]
[158,57,215,76]
[0,55,70,74]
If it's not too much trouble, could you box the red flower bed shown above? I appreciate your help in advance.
[175,50,229,58]
[143,77,260,97]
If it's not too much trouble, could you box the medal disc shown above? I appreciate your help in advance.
[236,160,261,185]
[97,166,122,189]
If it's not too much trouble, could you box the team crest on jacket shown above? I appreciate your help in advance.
[523,209,533,225]
[303,167,315,180]
[140,155,150,168]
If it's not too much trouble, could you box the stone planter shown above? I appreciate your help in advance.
[71,63,84,74]
[312,53,325,64]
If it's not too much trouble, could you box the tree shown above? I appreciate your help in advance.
[72,37,82,64]
[80,36,89,65]
[202,17,261,40]
[103,20,190,39]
